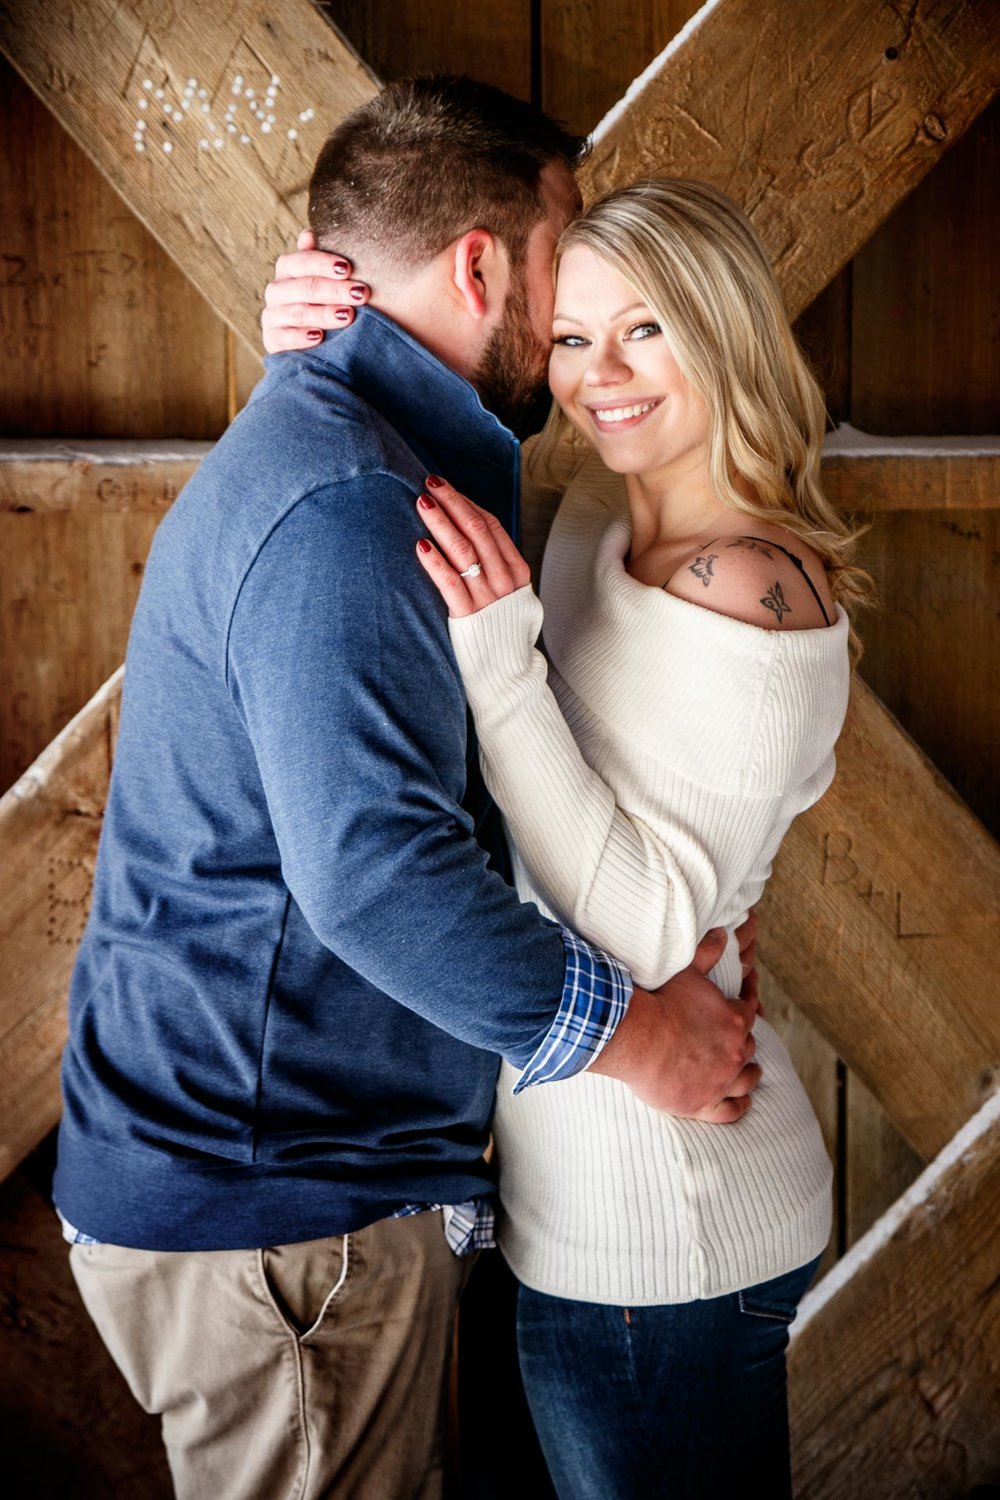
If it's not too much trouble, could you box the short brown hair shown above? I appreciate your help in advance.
[308,75,588,270]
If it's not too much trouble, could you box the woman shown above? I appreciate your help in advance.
[265,180,870,1499]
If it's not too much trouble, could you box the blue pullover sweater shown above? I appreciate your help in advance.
[54,311,603,1251]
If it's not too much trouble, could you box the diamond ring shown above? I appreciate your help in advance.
[459,563,482,579]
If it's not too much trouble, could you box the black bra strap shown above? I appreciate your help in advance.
[739,536,832,625]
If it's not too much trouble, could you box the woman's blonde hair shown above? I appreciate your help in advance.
[533,178,873,656]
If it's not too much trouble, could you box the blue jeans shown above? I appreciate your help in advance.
[516,1256,821,1500]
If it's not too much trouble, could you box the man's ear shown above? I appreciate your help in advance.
[450,229,508,321]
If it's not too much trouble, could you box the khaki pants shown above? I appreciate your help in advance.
[70,1212,473,1500]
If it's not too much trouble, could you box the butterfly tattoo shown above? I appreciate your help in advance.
[688,553,718,588]
[760,580,792,623]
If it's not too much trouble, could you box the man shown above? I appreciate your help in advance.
[58,76,760,1499]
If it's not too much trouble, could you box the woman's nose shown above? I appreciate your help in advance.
[583,342,632,386]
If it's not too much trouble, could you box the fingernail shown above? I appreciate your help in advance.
[334,310,351,323]
[349,285,366,303]
[426,474,445,489]
[417,539,432,554]
[307,329,322,340]
[417,494,436,510]
[333,260,350,276]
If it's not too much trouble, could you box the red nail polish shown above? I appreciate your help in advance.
[417,539,432,554]
[307,329,322,340]
[417,494,436,510]
[333,260,350,276]
[426,474,445,489]
[349,285,366,303]
[334,310,351,323]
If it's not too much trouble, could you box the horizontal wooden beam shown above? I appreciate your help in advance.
[0,0,378,352]
[583,0,1000,321]
[6,432,996,514]
[758,678,1000,1163]
[789,1090,1000,1495]
[0,443,207,514]
[822,426,1000,512]
[0,672,121,1179]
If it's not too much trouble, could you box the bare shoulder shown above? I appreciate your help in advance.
[664,530,835,631]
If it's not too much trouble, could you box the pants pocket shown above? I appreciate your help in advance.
[260,1234,351,1338]
[738,1254,821,1323]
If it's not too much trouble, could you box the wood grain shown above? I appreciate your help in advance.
[0,672,121,1178]
[789,1096,1000,1497]
[323,0,531,97]
[757,676,1000,1164]
[0,0,378,354]
[844,1070,923,1247]
[852,94,1000,436]
[857,506,1000,843]
[581,0,1000,322]
[0,56,230,438]
[540,0,703,136]
[822,443,1000,513]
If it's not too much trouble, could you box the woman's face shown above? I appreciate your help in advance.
[548,244,710,480]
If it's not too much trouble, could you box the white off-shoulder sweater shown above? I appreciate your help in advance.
[449,452,851,1306]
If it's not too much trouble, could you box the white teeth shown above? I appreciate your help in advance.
[593,401,655,423]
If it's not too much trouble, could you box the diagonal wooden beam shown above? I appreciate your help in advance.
[757,681,1000,1162]
[0,672,121,1180]
[0,0,378,352]
[788,1090,1000,1496]
[583,0,1000,321]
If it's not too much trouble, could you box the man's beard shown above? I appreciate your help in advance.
[473,268,554,441]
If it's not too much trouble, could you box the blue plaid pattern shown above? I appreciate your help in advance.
[58,927,631,1256]
[514,928,632,1091]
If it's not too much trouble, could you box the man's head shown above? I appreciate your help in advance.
[309,76,586,435]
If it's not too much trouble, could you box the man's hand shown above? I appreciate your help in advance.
[734,908,762,1015]
[588,928,762,1123]
[261,229,371,353]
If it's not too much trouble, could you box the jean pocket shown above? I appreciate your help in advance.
[738,1255,821,1324]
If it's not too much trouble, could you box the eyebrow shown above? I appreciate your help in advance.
[552,301,651,325]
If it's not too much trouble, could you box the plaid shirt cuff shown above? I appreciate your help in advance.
[512,929,632,1093]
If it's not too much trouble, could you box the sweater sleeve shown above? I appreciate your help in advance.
[226,473,624,1067]
[449,586,729,990]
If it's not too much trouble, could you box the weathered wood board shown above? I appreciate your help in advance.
[323,0,531,101]
[789,1092,1000,1497]
[583,0,1000,323]
[0,448,201,789]
[0,0,378,354]
[757,678,1000,1164]
[858,506,1000,844]
[0,672,120,1178]
[540,0,702,137]
[0,55,233,440]
[852,94,1000,436]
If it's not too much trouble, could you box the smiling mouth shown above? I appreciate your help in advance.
[585,398,663,431]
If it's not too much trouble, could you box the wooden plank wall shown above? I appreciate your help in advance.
[0,4,997,1491]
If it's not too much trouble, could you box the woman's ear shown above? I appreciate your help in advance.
[450,229,508,321]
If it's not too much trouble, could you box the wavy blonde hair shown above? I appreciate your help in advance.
[532,178,873,658]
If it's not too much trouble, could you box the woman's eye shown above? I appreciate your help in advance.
[551,334,589,348]
[625,321,661,341]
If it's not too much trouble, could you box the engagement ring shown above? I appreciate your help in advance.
[459,563,482,578]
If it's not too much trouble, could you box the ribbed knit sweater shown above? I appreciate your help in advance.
[449,451,850,1305]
